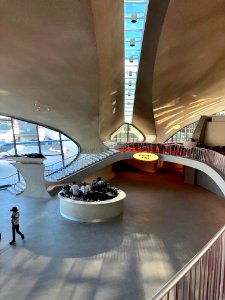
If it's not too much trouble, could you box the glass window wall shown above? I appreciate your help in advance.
[0,114,79,167]
[14,119,40,155]
[111,123,144,143]
[166,121,198,144]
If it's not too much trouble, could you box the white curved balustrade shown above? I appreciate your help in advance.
[111,142,225,175]
[59,189,126,223]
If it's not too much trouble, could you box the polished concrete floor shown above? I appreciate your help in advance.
[0,169,225,300]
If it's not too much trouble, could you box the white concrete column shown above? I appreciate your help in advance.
[12,160,51,199]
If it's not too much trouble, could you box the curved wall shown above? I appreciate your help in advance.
[59,189,126,223]
[158,154,225,198]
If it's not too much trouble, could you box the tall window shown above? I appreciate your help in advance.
[215,111,225,115]
[166,121,199,143]
[111,123,144,143]
[0,114,79,166]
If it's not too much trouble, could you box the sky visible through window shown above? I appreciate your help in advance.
[124,0,149,123]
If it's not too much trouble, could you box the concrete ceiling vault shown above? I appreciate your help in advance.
[133,0,225,142]
[0,0,124,152]
[1,0,225,148]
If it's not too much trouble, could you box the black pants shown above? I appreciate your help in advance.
[12,224,23,242]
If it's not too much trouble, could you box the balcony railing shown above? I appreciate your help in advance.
[108,142,225,175]
[150,225,225,300]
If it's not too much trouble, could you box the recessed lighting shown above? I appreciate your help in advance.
[173,124,181,130]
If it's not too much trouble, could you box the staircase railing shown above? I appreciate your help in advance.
[44,153,78,177]
[9,175,26,195]
[44,150,117,181]
[150,225,225,300]
[0,173,16,187]
[0,172,26,195]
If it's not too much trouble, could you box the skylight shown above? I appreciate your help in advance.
[124,0,149,123]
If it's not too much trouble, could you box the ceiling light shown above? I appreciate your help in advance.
[131,12,137,23]
[128,71,132,76]
[128,80,132,86]
[130,38,135,47]
[129,56,133,63]
[173,124,181,130]
[128,91,131,96]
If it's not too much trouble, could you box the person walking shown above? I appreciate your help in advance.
[9,207,24,245]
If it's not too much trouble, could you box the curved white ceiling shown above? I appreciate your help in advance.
[0,0,124,151]
[133,0,225,142]
[1,0,225,148]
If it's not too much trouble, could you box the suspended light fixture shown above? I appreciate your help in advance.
[128,91,131,96]
[130,38,135,47]
[131,12,137,23]
[128,80,132,86]
[129,56,133,63]
[128,70,132,76]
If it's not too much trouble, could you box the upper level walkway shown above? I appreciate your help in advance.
[2,143,225,198]
[110,142,225,198]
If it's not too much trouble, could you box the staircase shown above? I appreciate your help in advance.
[45,149,117,182]
[7,179,26,195]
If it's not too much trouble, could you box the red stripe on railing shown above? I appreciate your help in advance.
[112,143,225,175]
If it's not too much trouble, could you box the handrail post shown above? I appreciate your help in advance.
[150,226,225,300]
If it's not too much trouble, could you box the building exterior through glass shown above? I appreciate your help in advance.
[0,114,79,167]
